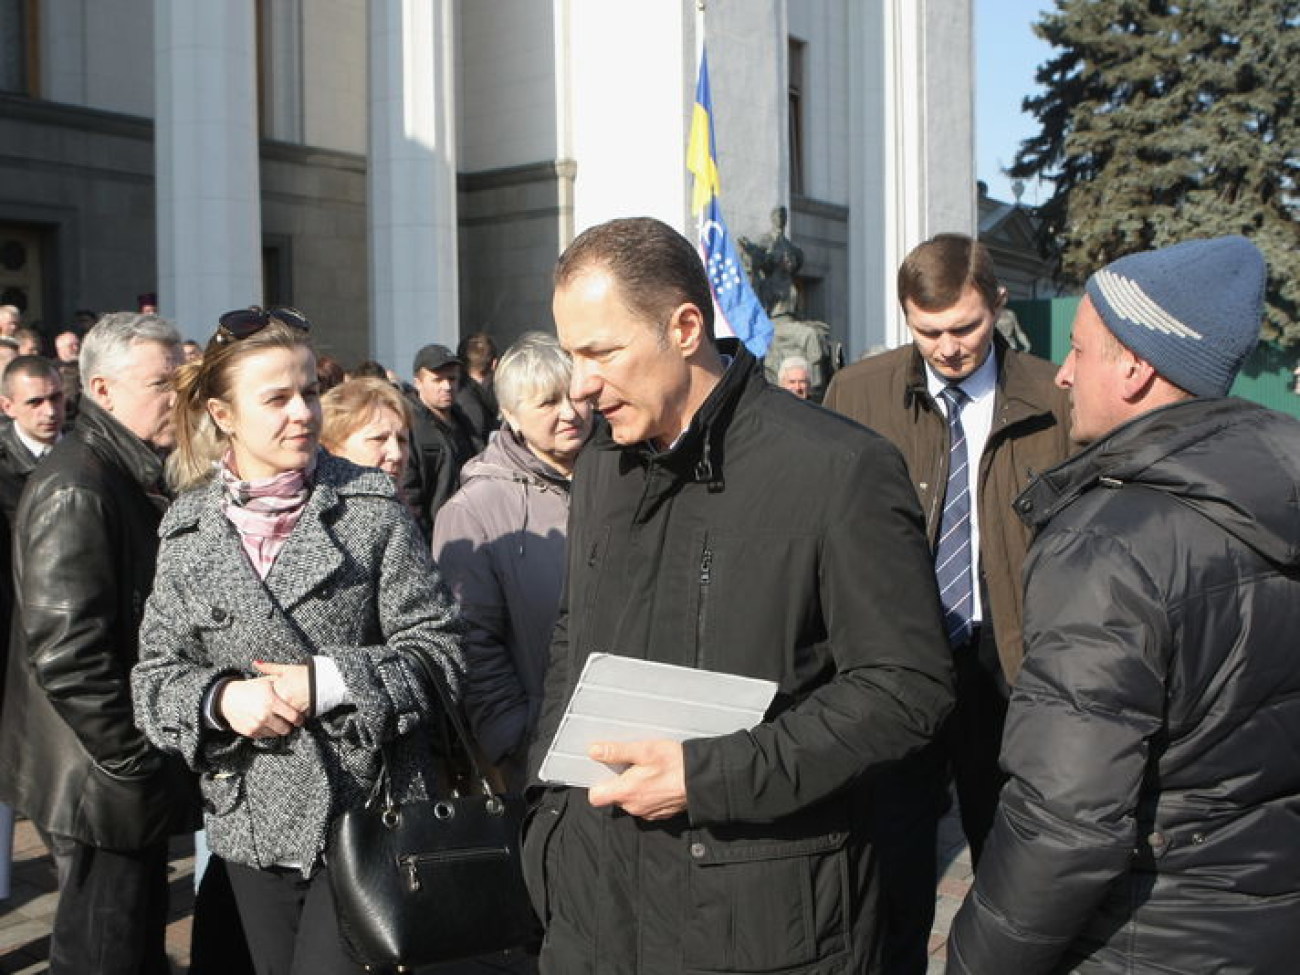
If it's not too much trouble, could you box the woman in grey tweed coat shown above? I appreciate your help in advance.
[131,309,463,975]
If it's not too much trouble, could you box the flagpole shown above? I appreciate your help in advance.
[694,0,706,238]
[695,0,706,64]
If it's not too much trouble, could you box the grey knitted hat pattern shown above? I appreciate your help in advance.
[1085,235,1265,398]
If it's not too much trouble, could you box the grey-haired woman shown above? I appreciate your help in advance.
[432,332,592,790]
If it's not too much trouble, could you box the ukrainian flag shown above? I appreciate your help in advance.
[687,49,773,359]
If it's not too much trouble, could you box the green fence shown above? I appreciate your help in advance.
[1010,298,1300,419]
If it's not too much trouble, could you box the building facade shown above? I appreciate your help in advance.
[0,0,974,373]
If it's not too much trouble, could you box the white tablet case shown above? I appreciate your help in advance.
[538,653,779,788]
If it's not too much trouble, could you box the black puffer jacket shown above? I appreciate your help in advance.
[525,343,954,974]
[948,397,1300,974]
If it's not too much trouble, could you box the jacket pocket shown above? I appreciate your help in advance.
[576,525,612,656]
[78,762,171,852]
[520,789,567,925]
[200,769,245,817]
[684,529,712,669]
[683,828,850,973]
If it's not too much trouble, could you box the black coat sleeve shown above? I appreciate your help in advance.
[947,526,1169,974]
[683,437,955,824]
[20,484,159,778]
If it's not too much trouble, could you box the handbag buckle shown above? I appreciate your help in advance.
[381,802,400,829]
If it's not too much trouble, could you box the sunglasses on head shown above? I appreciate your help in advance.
[215,306,312,344]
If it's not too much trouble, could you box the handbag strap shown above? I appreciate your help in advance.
[400,649,495,800]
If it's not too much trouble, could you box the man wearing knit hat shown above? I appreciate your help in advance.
[948,236,1300,973]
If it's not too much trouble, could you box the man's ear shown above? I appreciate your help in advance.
[1120,350,1160,402]
[86,374,111,410]
[668,302,709,359]
[0,396,13,420]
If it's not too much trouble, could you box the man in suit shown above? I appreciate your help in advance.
[0,354,64,529]
[824,234,1072,974]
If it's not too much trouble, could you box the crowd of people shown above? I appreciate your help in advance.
[0,219,1296,975]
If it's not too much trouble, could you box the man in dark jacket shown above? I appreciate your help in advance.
[0,355,65,898]
[0,312,194,974]
[0,356,65,693]
[525,217,954,974]
[402,342,481,539]
[824,235,1071,973]
[948,236,1300,973]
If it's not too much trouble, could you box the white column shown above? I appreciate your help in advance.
[848,0,893,355]
[367,0,459,379]
[563,0,690,235]
[849,0,975,357]
[922,0,976,238]
[258,0,304,144]
[154,0,263,337]
[699,0,786,241]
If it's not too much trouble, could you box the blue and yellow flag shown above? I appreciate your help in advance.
[687,49,773,359]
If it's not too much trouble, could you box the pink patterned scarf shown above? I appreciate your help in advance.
[219,452,314,579]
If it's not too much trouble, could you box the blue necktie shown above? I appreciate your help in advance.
[935,386,973,646]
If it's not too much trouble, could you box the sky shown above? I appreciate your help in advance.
[975,0,1056,206]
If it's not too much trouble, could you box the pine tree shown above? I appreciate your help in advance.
[1014,0,1300,346]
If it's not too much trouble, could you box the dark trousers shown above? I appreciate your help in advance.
[226,860,367,975]
[190,853,257,975]
[869,628,1009,975]
[48,838,171,975]
[946,634,1009,865]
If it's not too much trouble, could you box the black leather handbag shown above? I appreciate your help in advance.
[328,653,537,969]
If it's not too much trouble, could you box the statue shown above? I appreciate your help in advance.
[995,306,1032,353]
[740,206,802,316]
[739,206,840,400]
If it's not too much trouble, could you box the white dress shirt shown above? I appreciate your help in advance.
[13,425,56,461]
[925,349,998,625]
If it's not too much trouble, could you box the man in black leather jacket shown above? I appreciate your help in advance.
[0,356,66,703]
[0,312,194,975]
[948,237,1300,973]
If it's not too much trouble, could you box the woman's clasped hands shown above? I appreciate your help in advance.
[217,661,312,738]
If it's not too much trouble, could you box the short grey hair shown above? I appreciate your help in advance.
[778,356,811,378]
[494,331,572,416]
[80,312,181,383]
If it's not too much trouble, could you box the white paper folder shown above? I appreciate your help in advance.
[538,652,779,788]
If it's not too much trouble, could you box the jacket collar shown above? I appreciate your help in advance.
[461,427,572,492]
[75,398,167,497]
[596,337,760,492]
[162,452,395,613]
[0,420,39,474]
[1013,397,1258,531]
[904,331,1058,430]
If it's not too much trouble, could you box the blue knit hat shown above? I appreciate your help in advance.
[1084,235,1265,397]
